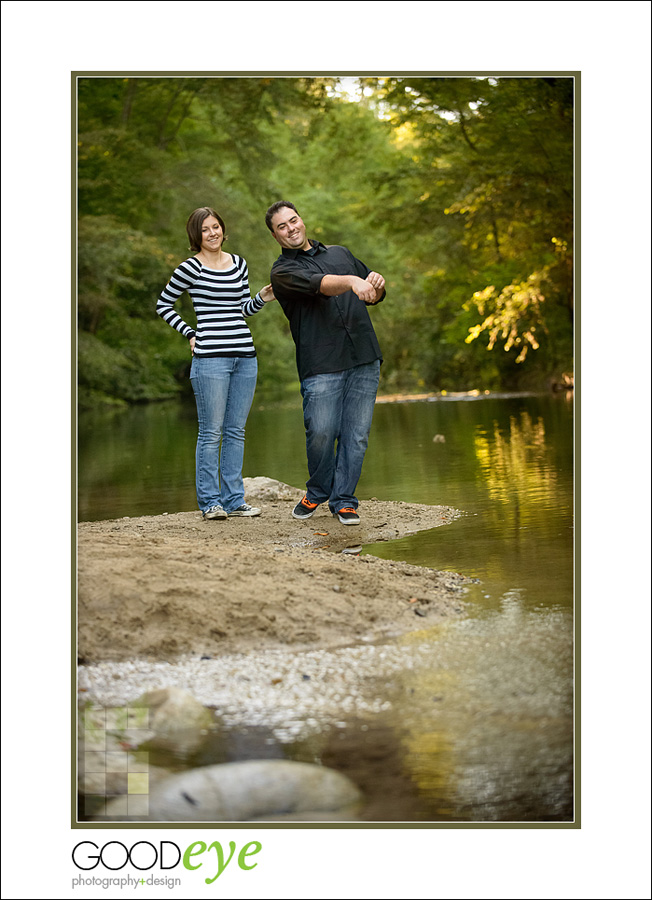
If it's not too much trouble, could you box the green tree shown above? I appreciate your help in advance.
[361,76,574,386]
[76,75,574,406]
[77,76,333,406]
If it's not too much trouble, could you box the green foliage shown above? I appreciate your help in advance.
[77,76,574,406]
[78,329,179,407]
[363,76,574,381]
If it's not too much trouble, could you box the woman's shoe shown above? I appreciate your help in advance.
[228,504,261,517]
[203,505,228,520]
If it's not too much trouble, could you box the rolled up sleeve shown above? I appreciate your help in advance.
[272,260,323,299]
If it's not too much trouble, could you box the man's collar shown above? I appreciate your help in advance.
[281,239,326,259]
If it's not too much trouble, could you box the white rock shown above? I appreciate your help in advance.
[103,760,362,822]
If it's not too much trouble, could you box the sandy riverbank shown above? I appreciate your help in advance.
[78,478,472,663]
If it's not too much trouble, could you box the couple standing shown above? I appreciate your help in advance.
[156,201,385,526]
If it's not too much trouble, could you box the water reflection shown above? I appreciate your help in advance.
[361,398,573,611]
[474,412,557,509]
[387,597,573,821]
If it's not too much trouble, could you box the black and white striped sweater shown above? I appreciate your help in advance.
[156,255,265,357]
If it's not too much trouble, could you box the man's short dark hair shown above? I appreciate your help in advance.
[265,200,299,233]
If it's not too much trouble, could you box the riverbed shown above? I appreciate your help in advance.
[78,392,575,822]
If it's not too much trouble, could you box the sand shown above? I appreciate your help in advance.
[77,478,472,663]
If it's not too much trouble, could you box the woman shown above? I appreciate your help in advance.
[156,206,275,520]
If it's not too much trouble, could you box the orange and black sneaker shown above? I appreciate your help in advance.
[334,507,360,525]
[292,495,320,520]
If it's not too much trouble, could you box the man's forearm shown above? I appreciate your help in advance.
[319,274,360,296]
[320,274,378,303]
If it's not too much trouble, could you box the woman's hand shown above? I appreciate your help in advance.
[189,336,196,355]
[260,284,276,303]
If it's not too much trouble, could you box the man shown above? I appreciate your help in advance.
[265,200,385,526]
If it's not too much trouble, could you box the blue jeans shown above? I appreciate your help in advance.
[300,359,380,513]
[190,356,258,513]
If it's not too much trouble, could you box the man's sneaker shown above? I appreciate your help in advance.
[334,507,360,525]
[292,496,319,520]
[203,505,227,520]
[228,504,261,517]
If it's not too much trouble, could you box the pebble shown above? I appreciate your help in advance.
[77,642,442,744]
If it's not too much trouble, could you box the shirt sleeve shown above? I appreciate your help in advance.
[271,258,324,301]
[156,258,199,338]
[237,256,266,317]
[271,246,386,306]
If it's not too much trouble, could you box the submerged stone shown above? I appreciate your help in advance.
[132,687,214,754]
[103,759,362,821]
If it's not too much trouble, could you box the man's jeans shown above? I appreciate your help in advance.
[300,359,380,513]
[190,356,258,513]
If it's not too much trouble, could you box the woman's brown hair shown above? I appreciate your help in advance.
[186,207,227,252]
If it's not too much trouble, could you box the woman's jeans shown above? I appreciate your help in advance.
[190,356,258,513]
[300,359,380,513]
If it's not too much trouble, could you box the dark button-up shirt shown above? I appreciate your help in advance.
[270,240,384,380]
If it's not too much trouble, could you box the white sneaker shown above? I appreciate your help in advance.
[203,505,227,520]
[228,504,261,517]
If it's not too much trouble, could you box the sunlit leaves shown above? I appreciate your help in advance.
[464,271,549,363]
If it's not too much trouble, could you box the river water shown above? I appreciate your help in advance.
[78,392,575,822]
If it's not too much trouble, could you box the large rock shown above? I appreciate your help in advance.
[135,687,212,731]
[243,477,303,501]
[103,760,362,821]
[133,687,214,754]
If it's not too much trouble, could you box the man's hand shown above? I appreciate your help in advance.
[365,271,385,304]
[350,276,378,303]
[189,336,196,355]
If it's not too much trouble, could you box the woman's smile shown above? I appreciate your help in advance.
[200,216,224,252]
